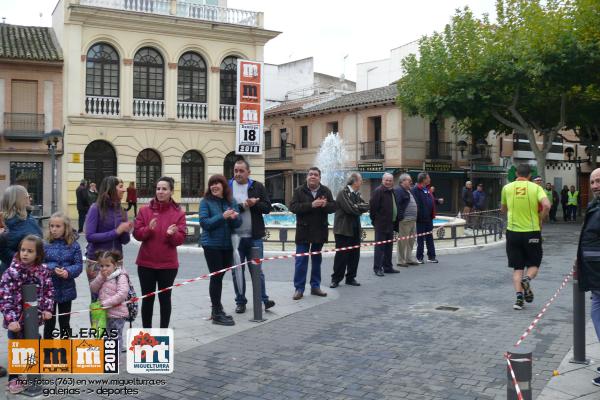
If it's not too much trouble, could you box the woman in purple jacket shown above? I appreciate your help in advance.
[84,176,132,297]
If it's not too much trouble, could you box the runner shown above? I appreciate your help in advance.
[501,164,551,310]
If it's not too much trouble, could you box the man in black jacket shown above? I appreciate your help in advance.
[75,179,89,233]
[576,168,600,388]
[330,172,369,288]
[290,167,336,300]
[370,173,400,276]
[229,159,275,313]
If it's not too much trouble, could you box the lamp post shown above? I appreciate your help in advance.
[45,129,63,214]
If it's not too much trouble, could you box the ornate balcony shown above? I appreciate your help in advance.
[219,104,236,122]
[85,96,120,116]
[133,99,165,118]
[360,141,385,160]
[426,141,452,160]
[177,102,207,121]
[79,0,262,27]
[266,144,294,163]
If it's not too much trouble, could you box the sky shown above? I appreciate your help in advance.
[2,0,497,81]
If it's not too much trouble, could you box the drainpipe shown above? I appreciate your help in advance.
[355,110,359,168]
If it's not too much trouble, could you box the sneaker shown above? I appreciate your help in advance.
[593,376,600,387]
[596,367,600,374]
[427,258,439,263]
[416,259,425,264]
[522,278,534,303]
[8,379,25,394]
[513,297,524,310]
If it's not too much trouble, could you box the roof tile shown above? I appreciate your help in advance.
[0,24,62,62]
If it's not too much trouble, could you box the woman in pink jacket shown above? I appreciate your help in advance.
[90,250,129,352]
[133,176,186,329]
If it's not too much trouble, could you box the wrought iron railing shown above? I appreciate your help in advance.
[360,140,385,160]
[426,141,452,160]
[265,144,294,162]
[3,113,45,140]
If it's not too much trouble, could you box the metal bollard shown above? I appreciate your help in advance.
[570,276,590,364]
[248,247,266,323]
[22,284,43,397]
[506,347,533,400]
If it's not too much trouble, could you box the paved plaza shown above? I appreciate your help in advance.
[0,222,591,399]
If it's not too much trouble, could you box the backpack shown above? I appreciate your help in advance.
[120,273,138,325]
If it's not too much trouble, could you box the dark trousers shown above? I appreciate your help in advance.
[567,205,577,221]
[138,266,178,328]
[43,301,72,339]
[373,230,393,272]
[203,248,233,308]
[7,330,24,381]
[562,204,568,221]
[126,201,137,216]
[78,209,88,233]
[332,233,361,282]
[416,221,436,260]
[549,205,558,222]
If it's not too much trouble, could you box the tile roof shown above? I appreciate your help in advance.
[292,84,398,116]
[0,24,63,62]
[265,93,339,117]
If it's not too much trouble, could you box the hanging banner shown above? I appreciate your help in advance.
[236,60,263,155]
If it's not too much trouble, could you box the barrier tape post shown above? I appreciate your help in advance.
[571,271,589,364]
[22,284,43,396]
[505,350,532,400]
[249,247,266,323]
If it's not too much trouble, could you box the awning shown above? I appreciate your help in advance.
[361,168,399,179]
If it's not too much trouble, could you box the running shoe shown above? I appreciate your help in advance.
[593,376,600,387]
[513,297,524,310]
[522,278,534,303]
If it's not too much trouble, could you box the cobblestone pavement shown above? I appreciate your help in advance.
[8,222,582,400]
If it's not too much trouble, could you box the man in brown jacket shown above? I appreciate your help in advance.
[330,173,369,288]
[290,167,337,300]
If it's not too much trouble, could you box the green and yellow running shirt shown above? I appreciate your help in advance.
[501,179,548,232]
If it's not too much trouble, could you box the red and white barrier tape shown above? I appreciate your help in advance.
[514,270,574,347]
[505,354,526,400]
[57,222,455,317]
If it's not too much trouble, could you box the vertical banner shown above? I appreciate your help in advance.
[236,59,263,155]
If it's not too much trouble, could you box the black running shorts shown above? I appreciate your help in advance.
[506,230,543,270]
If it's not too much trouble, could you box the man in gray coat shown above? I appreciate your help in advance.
[330,173,369,288]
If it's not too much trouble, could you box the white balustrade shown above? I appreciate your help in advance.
[85,96,120,116]
[219,105,236,122]
[177,102,208,121]
[133,99,165,118]
[79,0,259,27]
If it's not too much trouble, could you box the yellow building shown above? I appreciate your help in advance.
[52,0,279,216]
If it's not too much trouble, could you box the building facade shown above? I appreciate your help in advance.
[0,24,64,215]
[52,0,278,216]
[264,84,504,213]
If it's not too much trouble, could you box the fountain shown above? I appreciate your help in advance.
[315,132,348,197]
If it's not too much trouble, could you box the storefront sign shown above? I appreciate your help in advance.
[358,162,384,172]
[71,153,81,163]
[236,60,263,155]
[423,161,452,172]
[471,164,506,172]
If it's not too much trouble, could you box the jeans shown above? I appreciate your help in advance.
[567,205,577,221]
[373,230,393,271]
[294,243,323,292]
[233,238,269,305]
[7,330,24,381]
[592,291,600,342]
[416,221,436,260]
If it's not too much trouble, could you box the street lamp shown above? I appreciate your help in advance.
[45,128,63,214]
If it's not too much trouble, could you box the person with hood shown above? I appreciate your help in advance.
[134,176,186,329]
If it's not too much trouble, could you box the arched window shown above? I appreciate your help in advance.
[86,43,119,98]
[223,151,244,179]
[178,52,207,103]
[133,47,164,100]
[84,140,117,186]
[136,149,162,198]
[181,150,205,198]
[220,56,238,105]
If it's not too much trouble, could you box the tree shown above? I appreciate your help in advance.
[397,0,594,181]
